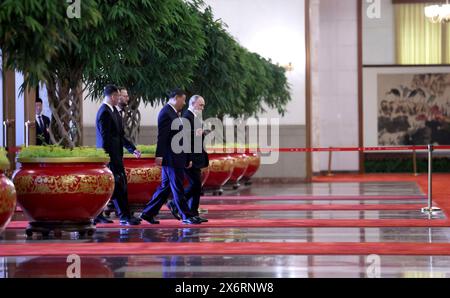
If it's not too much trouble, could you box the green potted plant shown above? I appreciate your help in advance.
[242,143,261,185]
[123,145,161,211]
[222,143,250,189]
[203,144,236,195]
[12,146,114,237]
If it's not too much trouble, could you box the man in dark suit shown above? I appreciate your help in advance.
[35,98,51,145]
[96,84,141,226]
[170,95,209,222]
[140,88,201,225]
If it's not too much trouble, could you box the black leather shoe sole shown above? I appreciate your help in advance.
[140,214,160,224]
[195,217,208,223]
[182,218,202,225]
[119,219,141,226]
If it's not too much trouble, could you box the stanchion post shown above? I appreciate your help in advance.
[422,144,441,214]
[326,147,334,177]
[412,147,418,176]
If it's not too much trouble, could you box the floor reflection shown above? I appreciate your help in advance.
[2,181,448,279]
[2,255,450,278]
[2,227,450,244]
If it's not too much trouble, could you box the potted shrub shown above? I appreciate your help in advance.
[225,143,250,189]
[203,145,236,195]
[0,148,16,234]
[122,144,210,213]
[12,146,114,237]
[123,145,161,212]
[242,144,261,185]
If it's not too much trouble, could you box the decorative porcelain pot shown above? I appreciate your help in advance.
[0,162,17,234]
[12,157,114,236]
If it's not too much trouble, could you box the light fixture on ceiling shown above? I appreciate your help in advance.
[424,0,450,23]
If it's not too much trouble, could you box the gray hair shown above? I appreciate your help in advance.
[189,95,203,107]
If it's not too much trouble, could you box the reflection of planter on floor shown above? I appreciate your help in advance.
[203,152,235,195]
[12,157,114,238]
[0,153,17,234]
[11,257,114,278]
[123,154,161,212]
[227,153,250,189]
[242,150,261,185]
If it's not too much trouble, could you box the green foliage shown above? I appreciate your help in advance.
[0,148,9,169]
[187,6,291,118]
[0,0,101,88]
[18,146,108,159]
[0,0,291,124]
[84,0,206,104]
[124,144,156,155]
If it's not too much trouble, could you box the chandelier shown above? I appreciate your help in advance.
[424,1,450,23]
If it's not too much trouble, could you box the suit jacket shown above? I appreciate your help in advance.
[182,109,209,169]
[156,104,190,169]
[36,114,51,145]
[96,103,136,167]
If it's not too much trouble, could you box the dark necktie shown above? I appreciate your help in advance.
[113,107,122,127]
[38,115,44,130]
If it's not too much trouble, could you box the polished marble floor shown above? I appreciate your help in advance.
[2,227,449,243]
[1,181,449,278]
[2,255,450,278]
[224,181,424,196]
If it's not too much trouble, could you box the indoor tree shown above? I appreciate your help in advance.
[86,0,206,143]
[0,0,198,147]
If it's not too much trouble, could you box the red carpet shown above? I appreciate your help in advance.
[202,195,426,201]
[313,174,450,218]
[2,242,450,256]
[6,218,450,230]
[170,204,428,211]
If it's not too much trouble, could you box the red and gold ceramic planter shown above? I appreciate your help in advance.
[227,153,250,187]
[203,152,235,194]
[0,165,17,234]
[124,155,161,208]
[12,157,114,230]
[242,150,261,184]
[201,167,210,186]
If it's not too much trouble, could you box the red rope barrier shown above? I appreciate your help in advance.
[223,145,450,153]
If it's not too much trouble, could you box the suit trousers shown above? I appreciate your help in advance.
[141,166,195,220]
[108,162,131,219]
[184,167,202,216]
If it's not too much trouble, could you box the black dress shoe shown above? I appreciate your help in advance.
[130,214,142,222]
[166,201,181,220]
[194,216,208,223]
[140,214,160,224]
[182,217,202,225]
[119,217,141,226]
[94,214,114,224]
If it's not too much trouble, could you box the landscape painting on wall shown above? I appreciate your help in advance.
[377,73,450,145]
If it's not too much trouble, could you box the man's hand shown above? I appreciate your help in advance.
[186,161,193,169]
[133,150,141,158]
[195,128,203,137]
[155,157,163,166]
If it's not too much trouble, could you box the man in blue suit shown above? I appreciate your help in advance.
[167,95,209,222]
[96,84,141,226]
[140,88,201,225]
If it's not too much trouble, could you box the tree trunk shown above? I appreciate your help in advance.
[123,95,141,144]
[45,70,83,148]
